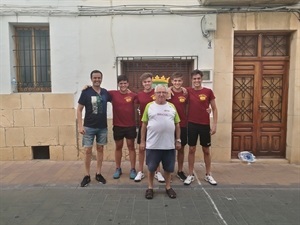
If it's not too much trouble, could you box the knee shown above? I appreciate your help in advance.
[189,147,196,154]
[96,146,104,153]
[202,148,210,156]
[85,149,92,155]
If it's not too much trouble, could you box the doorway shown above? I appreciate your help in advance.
[232,33,290,158]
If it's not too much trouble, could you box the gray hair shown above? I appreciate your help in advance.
[154,84,168,92]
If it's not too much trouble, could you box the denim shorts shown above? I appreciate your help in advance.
[82,127,108,147]
[146,149,175,173]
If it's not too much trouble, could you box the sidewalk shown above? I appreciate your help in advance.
[0,160,299,225]
[0,160,299,188]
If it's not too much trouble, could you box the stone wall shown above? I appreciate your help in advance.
[0,93,79,160]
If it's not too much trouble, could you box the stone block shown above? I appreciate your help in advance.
[0,109,13,127]
[44,94,74,109]
[0,94,21,109]
[24,127,58,146]
[6,127,24,147]
[63,145,79,160]
[13,146,32,160]
[21,93,43,109]
[34,109,50,126]
[59,125,76,145]
[14,109,34,127]
[50,109,76,126]
[0,147,14,160]
[0,128,5,147]
[50,146,64,160]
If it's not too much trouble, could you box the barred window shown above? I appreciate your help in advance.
[13,26,51,92]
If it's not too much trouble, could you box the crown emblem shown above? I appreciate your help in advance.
[152,75,170,84]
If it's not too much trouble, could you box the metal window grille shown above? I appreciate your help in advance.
[116,56,198,93]
[13,26,51,92]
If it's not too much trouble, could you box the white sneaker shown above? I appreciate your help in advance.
[205,174,217,185]
[154,172,165,183]
[184,175,194,185]
[134,171,145,182]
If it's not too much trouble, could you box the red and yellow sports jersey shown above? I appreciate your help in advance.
[168,90,188,128]
[187,87,215,125]
[109,90,137,127]
[136,89,155,125]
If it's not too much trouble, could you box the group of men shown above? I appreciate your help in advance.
[77,69,218,199]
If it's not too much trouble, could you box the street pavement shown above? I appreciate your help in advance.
[0,160,299,225]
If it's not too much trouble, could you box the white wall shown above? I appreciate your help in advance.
[0,1,215,118]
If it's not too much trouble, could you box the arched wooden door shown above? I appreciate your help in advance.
[232,33,290,158]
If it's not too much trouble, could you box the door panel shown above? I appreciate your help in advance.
[257,61,288,157]
[232,61,288,158]
[232,62,257,156]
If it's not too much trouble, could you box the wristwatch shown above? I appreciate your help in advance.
[176,139,181,143]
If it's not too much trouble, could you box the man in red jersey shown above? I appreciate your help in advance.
[184,69,218,186]
[168,72,188,182]
[109,75,137,180]
[134,72,165,183]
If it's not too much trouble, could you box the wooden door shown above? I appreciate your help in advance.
[232,61,288,157]
[232,33,290,158]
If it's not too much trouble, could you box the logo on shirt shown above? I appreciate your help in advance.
[178,96,186,103]
[124,96,132,102]
[199,94,207,101]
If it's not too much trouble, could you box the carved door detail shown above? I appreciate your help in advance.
[232,33,289,158]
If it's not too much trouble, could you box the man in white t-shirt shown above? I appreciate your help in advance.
[139,84,181,199]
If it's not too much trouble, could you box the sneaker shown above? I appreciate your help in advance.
[129,168,137,179]
[177,171,187,181]
[134,171,145,182]
[80,175,91,187]
[205,174,217,185]
[95,173,106,184]
[154,172,165,183]
[184,175,194,185]
[113,168,122,179]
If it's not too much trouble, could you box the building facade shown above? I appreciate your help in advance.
[0,0,299,163]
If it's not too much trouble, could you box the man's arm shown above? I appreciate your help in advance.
[210,99,218,135]
[77,104,85,134]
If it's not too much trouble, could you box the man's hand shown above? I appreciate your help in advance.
[139,142,146,151]
[210,124,217,135]
[78,126,85,135]
[206,108,212,114]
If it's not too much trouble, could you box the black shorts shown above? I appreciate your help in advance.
[187,122,211,147]
[137,126,147,144]
[113,126,137,141]
[179,127,187,146]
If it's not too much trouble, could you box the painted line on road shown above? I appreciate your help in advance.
[194,171,229,225]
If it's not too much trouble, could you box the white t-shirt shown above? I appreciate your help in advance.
[142,101,180,149]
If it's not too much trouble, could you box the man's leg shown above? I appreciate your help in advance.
[138,147,145,172]
[84,147,93,175]
[147,171,155,189]
[202,146,211,175]
[96,144,104,175]
[177,146,184,172]
[164,171,172,189]
[114,139,124,169]
[126,138,136,169]
[188,146,196,175]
